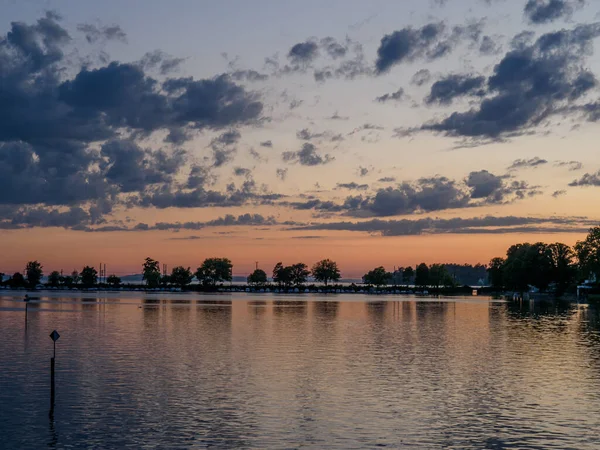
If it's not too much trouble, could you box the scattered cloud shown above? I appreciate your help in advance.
[282,143,334,166]
[508,157,548,170]
[569,170,600,186]
[524,0,584,25]
[425,74,486,105]
[376,88,405,103]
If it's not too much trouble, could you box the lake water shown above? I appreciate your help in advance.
[1,292,600,449]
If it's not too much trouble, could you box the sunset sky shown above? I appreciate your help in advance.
[1,0,600,277]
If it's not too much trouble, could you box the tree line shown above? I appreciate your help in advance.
[1,227,599,294]
[486,227,600,295]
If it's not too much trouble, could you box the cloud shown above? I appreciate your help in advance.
[375,88,405,103]
[425,74,486,105]
[411,69,432,86]
[260,140,273,147]
[209,130,241,167]
[524,0,584,25]
[230,69,269,82]
[77,23,127,43]
[233,167,252,177]
[479,36,502,55]
[466,170,541,203]
[139,50,185,75]
[569,170,600,186]
[378,177,397,182]
[552,190,567,197]
[282,143,334,166]
[292,215,594,236]
[555,160,583,171]
[336,182,369,190]
[415,23,600,139]
[288,41,319,65]
[375,21,483,74]
[507,156,548,170]
[276,168,288,180]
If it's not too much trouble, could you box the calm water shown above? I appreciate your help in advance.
[2,292,600,449]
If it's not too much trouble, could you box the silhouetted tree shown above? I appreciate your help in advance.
[415,263,429,287]
[575,227,600,281]
[402,266,414,286]
[247,269,268,286]
[62,276,74,287]
[429,264,454,289]
[363,266,392,286]
[487,257,505,290]
[81,266,98,288]
[170,266,193,288]
[0,273,4,284]
[25,261,43,288]
[107,274,121,287]
[160,274,171,286]
[9,272,25,288]
[71,270,80,286]
[48,271,61,287]
[311,259,340,286]
[142,257,161,288]
[290,263,310,286]
[273,262,292,287]
[195,258,233,286]
[549,242,576,295]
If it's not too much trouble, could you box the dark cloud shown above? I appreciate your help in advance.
[233,167,252,177]
[296,128,325,140]
[411,69,432,86]
[282,143,334,166]
[416,23,600,139]
[425,74,486,105]
[552,190,567,197]
[320,37,349,59]
[466,170,541,203]
[336,182,369,190]
[288,41,319,65]
[507,156,548,170]
[569,170,600,186]
[292,215,593,236]
[260,140,273,147]
[139,50,185,75]
[77,23,127,43]
[375,21,483,74]
[358,166,370,177]
[376,88,405,103]
[100,139,186,192]
[209,130,241,167]
[378,177,397,183]
[524,0,584,25]
[479,36,502,55]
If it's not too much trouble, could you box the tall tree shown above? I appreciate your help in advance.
[81,266,98,287]
[195,258,233,286]
[487,257,505,290]
[107,274,121,287]
[363,267,392,286]
[429,264,454,289]
[0,273,4,284]
[290,263,310,286]
[170,266,193,288]
[273,262,292,287]
[9,272,25,288]
[575,227,600,281]
[247,269,268,286]
[71,270,80,286]
[311,259,341,286]
[48,271,61,287]
[142,257,161,288]
[25,261,43,288]
[415,263,429,287]
[402,266,414,286]
[549,242,576,295]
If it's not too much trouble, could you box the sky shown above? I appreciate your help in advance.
[1,0,600,277]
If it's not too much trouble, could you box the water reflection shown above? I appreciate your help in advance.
[1,294,600,449]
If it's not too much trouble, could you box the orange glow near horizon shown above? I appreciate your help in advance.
[0,228,588,278]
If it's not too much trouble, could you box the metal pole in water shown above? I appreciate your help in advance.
[49,330,60,419]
